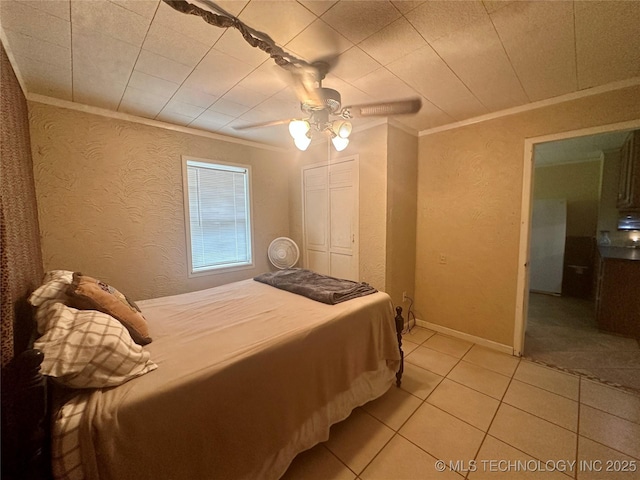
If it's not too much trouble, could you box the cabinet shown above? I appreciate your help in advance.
[617,130,640,211]
[594,247,640,339]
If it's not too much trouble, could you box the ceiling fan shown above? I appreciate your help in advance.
[160,1,421,151]
[233,61,422,151]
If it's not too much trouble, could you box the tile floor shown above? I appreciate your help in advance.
[282,328,640,480]
[525,293,640,391]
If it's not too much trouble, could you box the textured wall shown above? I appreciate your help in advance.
[29,102,291,301]
[416,85,640,347]
[289,125,389,293]
[385,126,418,308]
[533,160,602,237]
[0,44,43,366]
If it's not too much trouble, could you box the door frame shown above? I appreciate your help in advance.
[301,155,360,278]
[513,119,640,356]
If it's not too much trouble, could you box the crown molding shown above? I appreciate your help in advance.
[419,77,640,137]
[26,93,288,153]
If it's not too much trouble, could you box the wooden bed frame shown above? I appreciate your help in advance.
[3,299,405,480]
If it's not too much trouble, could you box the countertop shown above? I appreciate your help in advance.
[598,246,640,261]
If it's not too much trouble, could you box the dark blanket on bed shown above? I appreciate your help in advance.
[254,268,378,305]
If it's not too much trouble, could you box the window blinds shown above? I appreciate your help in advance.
[186,161,251,272]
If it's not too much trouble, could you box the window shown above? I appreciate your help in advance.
[183,158,253,275]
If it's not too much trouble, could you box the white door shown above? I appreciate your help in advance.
[303,159,359,280]
[529,199,567,294]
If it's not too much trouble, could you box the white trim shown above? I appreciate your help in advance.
[419,77,640,137]
[414,318,514,356]
[181,155,255,278]
[26,93,287,152]
[513,118,640,355]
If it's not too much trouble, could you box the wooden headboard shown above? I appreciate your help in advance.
[1,42,49,479]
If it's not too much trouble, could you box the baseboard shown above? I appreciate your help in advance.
[414,318,515,356]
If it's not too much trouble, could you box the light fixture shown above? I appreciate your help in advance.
[331,120,352,139]
[289,117,352,152]
[331,136,349,151]
[293,133,311,151]
[289,119,310,138]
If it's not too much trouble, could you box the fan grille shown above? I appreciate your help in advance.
[268,237,300,269]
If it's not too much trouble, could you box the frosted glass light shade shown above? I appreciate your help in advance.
[331,136,349,151]
[294,135,311,151]
[332,120,352,138]
[289,120,310,138]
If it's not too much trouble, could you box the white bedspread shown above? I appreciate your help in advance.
[73,279,401,480]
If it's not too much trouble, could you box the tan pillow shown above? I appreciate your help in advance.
[67,272,152,345]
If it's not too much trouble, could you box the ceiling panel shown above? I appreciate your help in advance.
[134,49,193,84]
[352,67,418,103]
[330,46,380,83]
[489,0,576,101]
[168,99,206,120]
[127,71,180,99]
[71,0,151,47]
[207,98,252,117]
[1,0,638,148]
[153,0,225,46]
[3,28,70,70]
[285,18,352,64]
[0,0,70,47]
[16,0,70,20]
[412,1,527,111]
[141,21,211,68]
[190,108,235,131]
[171,86,218,109]
[297,1,336,17]
[237,0,317,46]
[12,54,71,100]
[388,45,487,120]
[320,0,401,44]
[72,27,139,89]
[574,0,640,89]
[359,17,427,67]
[156,109,196,126]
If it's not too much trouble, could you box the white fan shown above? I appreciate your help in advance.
[268,237,300,269]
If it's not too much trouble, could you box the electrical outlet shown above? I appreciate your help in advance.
[402,291,407,302]
[439,254,447,264]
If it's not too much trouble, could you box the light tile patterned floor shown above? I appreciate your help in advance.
[282,328,640,480]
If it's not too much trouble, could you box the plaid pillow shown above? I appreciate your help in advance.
[29,270,75,334]
[34,302,157,389]
[28,270,74,306]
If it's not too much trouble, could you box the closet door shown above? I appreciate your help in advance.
[303,165,330,275]
[303,159,359,280]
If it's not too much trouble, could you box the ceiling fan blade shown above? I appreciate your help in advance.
[282,63,324,107]
[340,98,422,118]
[232,118,293,131]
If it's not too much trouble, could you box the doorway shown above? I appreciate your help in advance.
[514,120,640,390]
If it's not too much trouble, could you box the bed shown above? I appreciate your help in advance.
[15,271,404,480]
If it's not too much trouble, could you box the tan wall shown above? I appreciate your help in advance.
[533,160,602,237]
[386,125,418,308]
[29,102,291,300]
[289,125,389,292]
[416,85,640,347]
